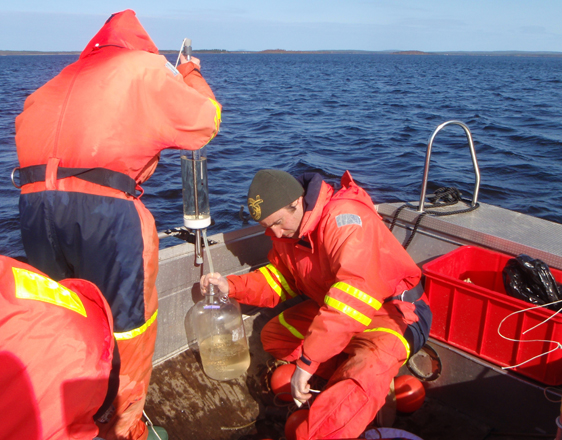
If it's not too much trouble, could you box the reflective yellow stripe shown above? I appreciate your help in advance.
[265,264,297,298]
[12,267,87,317]
[210,98,221,135]
[114,310,158,341]
[259,266,287,302]
[364,327,411,361]
[332,281,382,310]
[278,312,304,340]
[202,98,222,146]
[324,296,371,326]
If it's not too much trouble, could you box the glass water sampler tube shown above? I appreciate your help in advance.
[181,147,211,264]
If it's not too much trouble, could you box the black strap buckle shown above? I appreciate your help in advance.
[387,282,424,303]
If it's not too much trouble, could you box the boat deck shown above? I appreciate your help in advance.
[144,308,555,440]
[376,202,562,271]
[146,202,562,439]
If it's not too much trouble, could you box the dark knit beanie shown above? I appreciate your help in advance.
[247,169,304,221]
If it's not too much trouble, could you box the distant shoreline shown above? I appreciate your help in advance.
[2,49,562,57]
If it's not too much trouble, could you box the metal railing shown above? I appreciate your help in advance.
[418,120,481,213]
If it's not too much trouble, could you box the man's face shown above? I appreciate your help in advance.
[259,197,304,239]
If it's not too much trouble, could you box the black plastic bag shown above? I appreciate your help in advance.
[502,254,562,311]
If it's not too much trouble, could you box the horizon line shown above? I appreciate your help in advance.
[2,49,562,57]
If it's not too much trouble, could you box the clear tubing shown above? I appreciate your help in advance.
[202,229,216,296]
[195,230,203,265]
[201,229,214,273]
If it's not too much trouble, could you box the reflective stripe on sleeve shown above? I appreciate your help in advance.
[364,327,411,361]
[278,311,305,340]
[114,309,158,341]
[324,296,371,326]
[210,98,222,133]
[332,281,382,310]
[258,265,288,302]
[203,98,222,146]
[265,264,297,298]
[12,267,87,317]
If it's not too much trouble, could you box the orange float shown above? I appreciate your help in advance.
[285,409,309,440]
[270,363,296,402]
[394,375,426,413]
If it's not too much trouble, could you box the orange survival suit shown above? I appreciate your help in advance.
[227,171,432,439]
[0,256,114,440]
[14,10,221,440]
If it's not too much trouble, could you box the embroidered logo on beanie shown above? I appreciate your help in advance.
[248,196,264,220]
[247,170,304,221]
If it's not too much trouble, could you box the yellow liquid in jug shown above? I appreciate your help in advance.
[199,334,251,381]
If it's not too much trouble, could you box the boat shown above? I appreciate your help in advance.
[143,121,562,440]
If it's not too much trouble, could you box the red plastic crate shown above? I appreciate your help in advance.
[423,245,562,385]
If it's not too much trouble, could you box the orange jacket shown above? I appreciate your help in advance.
[228,171,423,374]
[0,256,114,440]
[15,9,221,195]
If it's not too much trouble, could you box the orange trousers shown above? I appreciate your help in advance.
[96,320,157,440]
[261,300,407,440]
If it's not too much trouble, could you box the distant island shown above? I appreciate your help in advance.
[2,49,562,57]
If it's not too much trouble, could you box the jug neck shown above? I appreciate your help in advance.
[204,285,230,304]
[203,291,219,304]
[203,288,230,308]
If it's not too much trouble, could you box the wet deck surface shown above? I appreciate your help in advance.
[145,348,266,440]
[146,350,552,440]
[144,306,557,440]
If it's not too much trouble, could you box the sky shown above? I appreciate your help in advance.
[1,0,561,53]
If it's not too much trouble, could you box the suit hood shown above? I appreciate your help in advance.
[80,9,158,58]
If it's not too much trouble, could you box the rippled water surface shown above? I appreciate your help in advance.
[1,53,561,258]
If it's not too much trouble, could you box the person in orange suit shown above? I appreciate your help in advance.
[14,9,221,440]
[0,256,116,440]
[202,169,431,440]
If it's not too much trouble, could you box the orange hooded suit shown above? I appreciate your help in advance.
[0,256,115,440]
[15,10,221,440]
[228,171,432,439]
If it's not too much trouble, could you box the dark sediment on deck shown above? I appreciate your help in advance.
[145,347,494,440]
[145,307,289,440]
[144,302,537,440]
[145,349,268,439]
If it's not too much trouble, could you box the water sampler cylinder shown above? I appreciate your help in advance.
[181,148,211,264]
[181,147,250,381]
[181,148,211,227]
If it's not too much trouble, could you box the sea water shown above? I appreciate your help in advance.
[1,53,561,258]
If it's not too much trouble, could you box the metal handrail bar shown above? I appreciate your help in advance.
[418,120,481,213]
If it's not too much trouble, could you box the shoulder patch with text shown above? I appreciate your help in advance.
[335,214,362,228]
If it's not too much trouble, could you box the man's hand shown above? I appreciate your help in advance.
[291,365,313,407]
[200,272,229,296]
[179,54,201,67]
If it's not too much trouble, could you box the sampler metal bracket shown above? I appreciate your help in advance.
[162,226,218,246]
